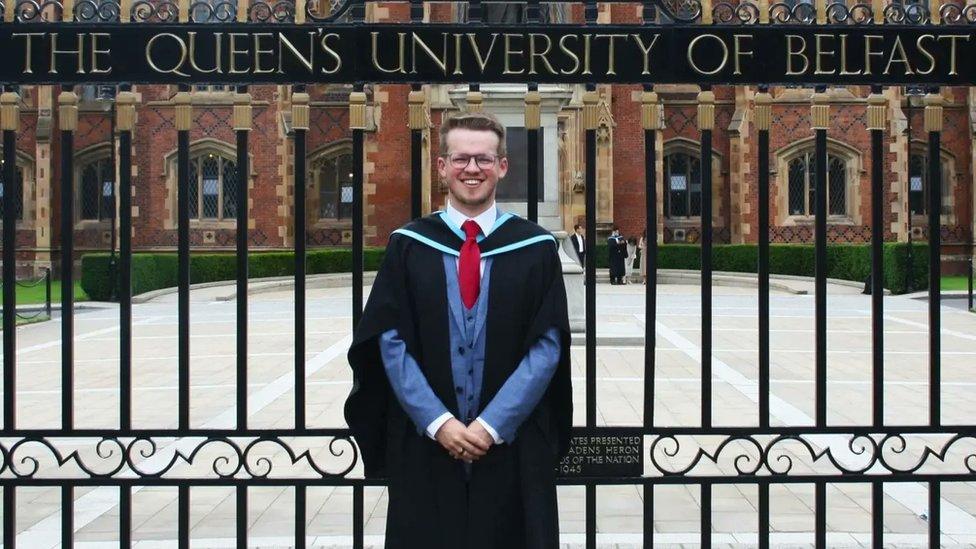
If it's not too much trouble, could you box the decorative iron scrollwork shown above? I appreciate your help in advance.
[305,0,353,22]
[769,1,816,24]
[826,1,874,24]
[656,0,703,23]
[14,0,64,22]
[884,1,930,24]
[938,2,976,24]
[248,0,295,22]
[74,0,120,21]
[130,0,178,22]
[190,0,237,22]
[712,1,760,24]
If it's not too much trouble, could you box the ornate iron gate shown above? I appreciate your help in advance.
[0,0,974,546]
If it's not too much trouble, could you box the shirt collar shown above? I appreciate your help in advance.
[445,200,498,237]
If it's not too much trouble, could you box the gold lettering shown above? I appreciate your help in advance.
[528,33,556,75]
[371,32,406,74]
[250,33,274,74]
[595,34,627,75]
[915,34,936,76]
[863,34,883,76]
[503,33,524,74]
[12,33,44,74]
[49,33,86,75]
[733,34,752,76]
[188,32,221,74]
[411,32,448,75]
[280,32,316,74]
[453,33,463,75]
[786,35,808,76]
[687,34,727,76]
[814,34,835,75]
[228,33,249,74]
[146,33,189,78]
[89,33,111,75]
[883,34,913,75]
[937,35,969,76]
[558,34,580,75]
[630,33,659,75]
[838,34,860,76]
[466,33,500,73]
[582,34,591,75]
[320,32,341,74]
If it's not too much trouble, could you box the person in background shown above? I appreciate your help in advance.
[570,223,586,267]
[607,226,628,285]
[639,228,648,285]
[625,237,637,284]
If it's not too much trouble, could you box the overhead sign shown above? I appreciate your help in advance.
[1,24,973,85]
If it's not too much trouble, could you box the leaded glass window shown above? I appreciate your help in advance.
[909,153,950,216]
[0,164,24,221]
[664,151,702,218]
[787,151,847,217]
[313,150,353,220]
[80,157,114,221]
[188,153,238,220]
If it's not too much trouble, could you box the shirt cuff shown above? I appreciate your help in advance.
[475,417,504,444]
[425,412,454,440]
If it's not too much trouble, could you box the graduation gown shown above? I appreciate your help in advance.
[607,236,628,279]
[344,212,573,549]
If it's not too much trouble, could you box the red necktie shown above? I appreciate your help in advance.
[459,220,481,309]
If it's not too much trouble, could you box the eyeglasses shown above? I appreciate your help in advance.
[444,153,500,170]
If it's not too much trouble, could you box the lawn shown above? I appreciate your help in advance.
[12,280,88,305]
[942,275,972,291]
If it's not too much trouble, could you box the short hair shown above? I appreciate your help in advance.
[574,224,582,231]
[439,111,507,157]
[612,225,619,231]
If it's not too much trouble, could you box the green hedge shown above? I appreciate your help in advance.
[81,248,386,301]
[595,242,928,294]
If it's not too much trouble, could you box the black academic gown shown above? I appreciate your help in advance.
[345,212,573,549]
[607,236,627,281]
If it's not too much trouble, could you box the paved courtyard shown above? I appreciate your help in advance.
[2,272,976,547]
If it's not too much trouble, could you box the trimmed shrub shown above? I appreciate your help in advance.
[593,242,927,294]
[81,247,386,302]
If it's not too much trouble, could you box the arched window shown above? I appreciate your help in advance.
[79,156,115,221]
[0,163,24,221]
[908,152,951,216]
[664,150,702,218]
[188,153,237,220]
[787,151,847,216]
[310,147,353,220]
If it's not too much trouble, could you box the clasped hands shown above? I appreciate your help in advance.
[434,418,494,462]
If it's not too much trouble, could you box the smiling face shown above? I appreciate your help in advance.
[437,127,509,218]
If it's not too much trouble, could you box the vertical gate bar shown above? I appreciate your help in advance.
[698,88,714,428]
[178,485,189,549]
[643,481,653,548]
[924,90,942,426]
[929,481,940,547]
[1,87,19,433]
[294,485,306,549]
[61,485,73,547]
[815,481,826,548]
[583,84,598,549]
[293,88,308,429]
[700,484,711,547]
[409,84,423,220]
[234,87,251,431]
[59,86,78,431]
[526,83,539,223]
[236,486,247,549]
[872,481,883,547]
[641,86,659,428]
[117,88,135,431]
[812,89,828,427]
[353,485,364,549]
[868,88,886,428]
[120,486,131,548]
[351,86,365,329]
[175,86,192,431]
[755,89,771,428]
[758,483,769,549]
[3,485,14,549]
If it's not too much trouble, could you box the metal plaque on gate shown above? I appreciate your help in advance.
[557,435,643,478]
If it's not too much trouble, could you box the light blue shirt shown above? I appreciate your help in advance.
[378,203,561,444]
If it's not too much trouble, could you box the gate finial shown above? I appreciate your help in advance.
[0,91,19,132]
[59,89,79,131]
[924,92,943,133]
[524,90,541,130]
[349,91,367,130]
[117,91,137,132]
[408,89,430,130]
[641,91,662,131]
[582,90,599,130]
[292,92,310,130]
[466,89,484,113]
[866,93,886,131]
[174,91,192,131]
[697,89,715,131]
[754,91,772,132]
[811,91,829,130]
[234,91,253,132]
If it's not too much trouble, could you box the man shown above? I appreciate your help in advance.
[607,226,628,285]
[345,111,572,549]
[570,223,585,267]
